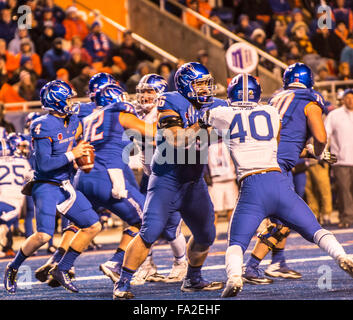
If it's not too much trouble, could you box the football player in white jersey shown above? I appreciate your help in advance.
[0,134,33,256]
[199,74,353,297]
[128,74,188,284]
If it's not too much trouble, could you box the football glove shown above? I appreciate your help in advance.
[306,144,337,164]
[198,109,211,129]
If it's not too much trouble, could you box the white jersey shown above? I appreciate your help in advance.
[129,104,158,175]
[0,156,32,214]
[208,104,281,181]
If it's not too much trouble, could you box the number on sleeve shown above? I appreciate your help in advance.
[34,123,42,135]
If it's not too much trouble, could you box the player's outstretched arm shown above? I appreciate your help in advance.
[119,112,156,138]
[306,102,327,157]
[158,109,202,148]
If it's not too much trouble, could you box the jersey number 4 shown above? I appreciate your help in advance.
[229,110,274,142]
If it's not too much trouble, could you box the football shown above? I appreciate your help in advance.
[76,148,95,173]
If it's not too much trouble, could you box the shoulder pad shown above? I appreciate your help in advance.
[208,98,228,109]
[157,92,187,113]
[30,116,53,139]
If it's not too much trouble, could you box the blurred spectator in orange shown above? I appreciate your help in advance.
[0,7,17,44]
[333,21,350,50]
[110,56,127,82]
[184,0,212,30]
[0,56,7,89]
[62,6,88,42]
[0,80,26,103]
[56,68,70,83]
[338,61,351,80]
[0,38,19,77]
[16,39,42,77]
[70,36,92,65]
[84,21,112,63]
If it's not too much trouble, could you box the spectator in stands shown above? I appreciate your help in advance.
[0,7,17,44]
[315,64,337,81]
[16,39,42,77]
[38,7,66,38]
[126,61,153,93]
[65,48,88,80]
[291,21,315,58]
[0,56,7,88]
[185,0,212,30]
[233,14,255,40]
[42,37,71,80]
[241,0,273,35]
[35,24,56,58]
[8,27,35,56]
[268,0,291,18]
[250,28,267,51]
[325,89,353,228]
[110,55,127,83]
[333,0,353,31]
[286,8,305,37]
[116,30,153,82]
[56,68,71,85]
[272,20,290,60]
[338,61,351,80]
[0,77,26,103]
[18,55,38,83]
[84,21,111,63]
[204,14,229,46]
[340,34,353,75]
[333,21,350,52]
[71,64,94,97]
[42,0,65,23]
[71,36,92,65]
[62,5,88,42]
[157,61,172,81]
[0,38,19,77]
[18,70,36,101]
[311,26,345,62]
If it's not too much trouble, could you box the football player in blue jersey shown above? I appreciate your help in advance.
[130,74,188,285]
[4,80,102,294]
[198,73,353,297]
[113,62,227,300]
[74,83,155,284]
[242,63,338,284]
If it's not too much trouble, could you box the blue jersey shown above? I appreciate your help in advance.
[151,91,228,181]
[78,101,97,120]
[269,88,326,172]
[82,102,135,171]
[31,113,80,183]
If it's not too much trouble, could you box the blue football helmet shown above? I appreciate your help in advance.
[283,62,314,89]
[7,133,30,158]
[95,83,128,107]
[227,74,262,106]
[24,112,41,133]
[174,62,215,105]
[0,139,12,157]
[89,73,117,100]
[136,74,168,111]
[40,80,80,115]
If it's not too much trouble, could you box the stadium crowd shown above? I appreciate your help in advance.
[0,0,352,262]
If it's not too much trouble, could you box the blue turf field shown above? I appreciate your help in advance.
[0,228,353,301]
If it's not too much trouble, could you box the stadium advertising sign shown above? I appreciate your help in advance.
[226,43,258,74]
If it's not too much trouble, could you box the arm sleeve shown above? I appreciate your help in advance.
[33,138,72,172]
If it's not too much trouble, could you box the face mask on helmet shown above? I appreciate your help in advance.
[95,84,128,107]
[7,134,30,158]
[63,96,80,115]
[189,75,215,104]
[136,86,158,112]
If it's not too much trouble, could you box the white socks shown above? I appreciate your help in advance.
[313,229,346,261]
[225,245,243,278]
[169,233,187,262]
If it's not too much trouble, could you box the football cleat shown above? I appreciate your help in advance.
[265,262,302,279]
[221,275,243,298]
[113,279,134,300]
[181,276,224,292]
[4,263,18,294]
[47,267,75,288]
[99,261,121,283]
[131,258,165,285]
[165,260,188,283]
[48,266,78,293]
[35,262,54,283]
[338,255,353,278]
[242,265,273,285]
